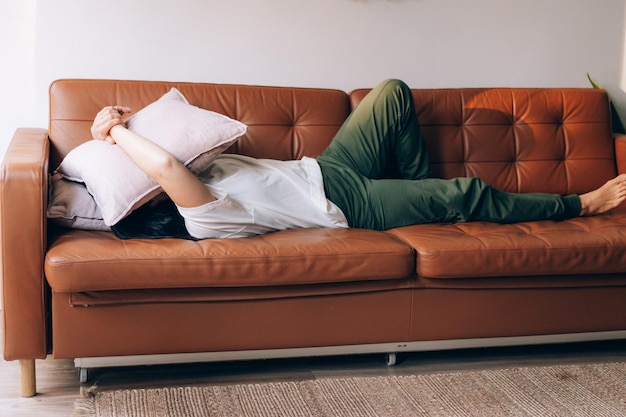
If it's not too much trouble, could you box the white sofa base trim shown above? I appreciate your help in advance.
[74,330,626,382]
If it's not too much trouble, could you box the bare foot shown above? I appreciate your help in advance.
[579,174,626,216]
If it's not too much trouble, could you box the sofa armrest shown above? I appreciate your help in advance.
[1,128,50,362]
[615,134,626,174]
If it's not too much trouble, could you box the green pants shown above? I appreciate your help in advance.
[317,79,581,230]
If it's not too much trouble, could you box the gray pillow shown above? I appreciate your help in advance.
[47,173,109,231]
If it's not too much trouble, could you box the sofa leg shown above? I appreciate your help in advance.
[19,359,36,397]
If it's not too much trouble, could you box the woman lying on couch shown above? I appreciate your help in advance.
[90,79,626,240]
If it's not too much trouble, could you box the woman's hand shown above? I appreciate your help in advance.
[91,106,132,144]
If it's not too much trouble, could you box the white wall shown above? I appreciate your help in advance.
[1,0,625,159]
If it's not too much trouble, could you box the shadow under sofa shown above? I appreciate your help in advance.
[3,79,626,397]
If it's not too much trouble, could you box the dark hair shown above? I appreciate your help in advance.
[111,196,193,240]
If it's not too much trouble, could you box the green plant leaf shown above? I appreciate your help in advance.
[587,73,603,89]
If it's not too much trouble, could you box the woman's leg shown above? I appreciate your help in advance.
[318,79,430,180]
[351,177,582,230]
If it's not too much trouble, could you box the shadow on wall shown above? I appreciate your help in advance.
[588,74,626,134]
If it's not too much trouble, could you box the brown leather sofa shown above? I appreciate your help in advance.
[3,79,626,397]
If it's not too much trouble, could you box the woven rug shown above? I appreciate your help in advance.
[74,361,626,417]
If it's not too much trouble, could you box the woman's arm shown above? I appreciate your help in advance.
[92,106,216,208]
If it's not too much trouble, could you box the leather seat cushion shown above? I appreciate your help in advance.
[45,227,414,292]
[387,208,626,279]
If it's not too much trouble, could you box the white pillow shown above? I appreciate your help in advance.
[47,174,110,231]
[55,141,161,226]
[124,88,246,173]
[55,88,247,226]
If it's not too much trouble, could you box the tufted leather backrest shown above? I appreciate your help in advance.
[48,79,351,170]
[351,88,616,195]
[49,81,616,196]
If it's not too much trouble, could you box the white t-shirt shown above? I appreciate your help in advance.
[177,154,349,239]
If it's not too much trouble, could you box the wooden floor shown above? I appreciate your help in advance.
[1,334,625,416]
